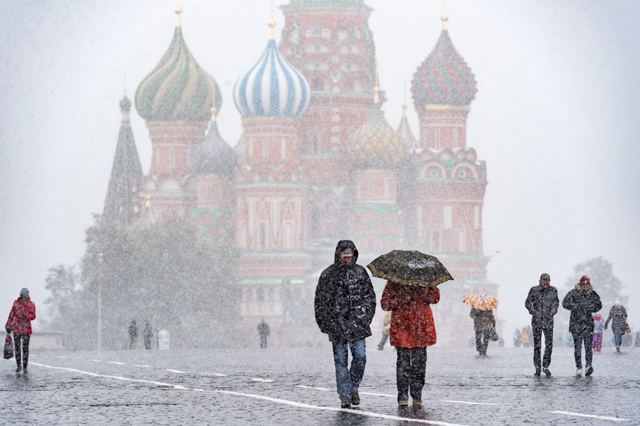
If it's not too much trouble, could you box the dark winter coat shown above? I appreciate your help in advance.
[257,322,270,337]
[605,306,628,335]
[5,298,36,334]
[525,284,559,329]
[562,284,602,334]
[381,281,440,348]
[470,308,496,331]
[129,321,138,338]
[314,240,376,344]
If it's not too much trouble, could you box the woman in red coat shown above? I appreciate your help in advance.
[381,281,440,407]
[5,288,36,373]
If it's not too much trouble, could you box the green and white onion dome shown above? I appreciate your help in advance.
[135,7,222,122]
[233,19,309,118]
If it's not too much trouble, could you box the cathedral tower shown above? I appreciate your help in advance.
[135,7,222,221]
[102,94,143,228]
[411,14,496,346]
[233,18,311,336]
[279,0,378,243]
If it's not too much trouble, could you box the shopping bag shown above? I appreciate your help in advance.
[4,334,13,359]
[490,327,499,342]
[625,321,631,334]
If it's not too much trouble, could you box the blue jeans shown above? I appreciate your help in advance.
[614,334,623,347]
[572,331,593,369]
[332,339,366,399]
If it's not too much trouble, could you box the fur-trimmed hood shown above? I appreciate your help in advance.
[575,282,593,294]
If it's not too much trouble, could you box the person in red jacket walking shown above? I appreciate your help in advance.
[5,288,36,373]
[381,281,440,407]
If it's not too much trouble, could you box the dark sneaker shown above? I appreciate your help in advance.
[341,398,351,409]
[412,399,422,406]
[351,390,360,405]
[534,369,541,377]
[15,367,21,373]
[585,365,594,376]
[543,368,551,377]
[398,400,408,407]
[22,368,28,374]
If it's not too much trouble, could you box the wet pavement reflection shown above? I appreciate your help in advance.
[1,345,638,425]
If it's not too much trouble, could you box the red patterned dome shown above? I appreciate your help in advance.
[411,14,477,107]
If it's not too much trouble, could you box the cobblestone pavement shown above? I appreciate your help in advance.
[1,344,638,425]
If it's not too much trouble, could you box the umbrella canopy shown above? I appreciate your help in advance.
[463,293,498,310]
[367,250,453,287]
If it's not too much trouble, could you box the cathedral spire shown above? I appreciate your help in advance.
[102,94,143,228]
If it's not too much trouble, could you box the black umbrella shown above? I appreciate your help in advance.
[367,250,453,287]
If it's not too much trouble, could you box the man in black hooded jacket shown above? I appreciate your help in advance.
[315,240,376,409]
[525,273,559,377]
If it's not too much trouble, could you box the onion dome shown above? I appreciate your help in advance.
[397,103,418,150]
[346,87,408,169]
[233,19,310,118]
[135,7,222,122]
[120,94,132,110]
[191,108,238,176]
[411,14,477,107]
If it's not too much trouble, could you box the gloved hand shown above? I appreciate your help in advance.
[6,325,12,333]
[21,314,27,320]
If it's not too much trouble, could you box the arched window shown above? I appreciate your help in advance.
[453,128,459,148]
[458,229,467,252]
[435,129,441,150]
[263,138,268,162]
[281,138,287,161]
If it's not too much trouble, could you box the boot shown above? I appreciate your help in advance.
[616,345,620,352]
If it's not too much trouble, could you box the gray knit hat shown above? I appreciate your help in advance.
[340,248,354,258]
[20,287,30,298]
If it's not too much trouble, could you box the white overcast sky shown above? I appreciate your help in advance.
[1,0,639,338]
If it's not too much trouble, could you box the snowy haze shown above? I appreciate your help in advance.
[1,0,639,339]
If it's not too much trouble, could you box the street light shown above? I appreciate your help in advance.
[97,252,103,352]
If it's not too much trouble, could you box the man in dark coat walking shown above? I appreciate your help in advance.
[525,273,559,376]
[257,319,270,349]
[315,240,376,409]
[562,275,602,376]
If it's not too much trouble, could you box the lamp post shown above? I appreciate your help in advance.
[97,252,103,352]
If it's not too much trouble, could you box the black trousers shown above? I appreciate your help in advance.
[14,333,30,370]
[260,335,268,348]
[396,347,427,402]
[532,327,553,370]
[475,329,491,355]
[572,331,593,369]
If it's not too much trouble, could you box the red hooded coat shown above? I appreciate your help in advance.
[6,298,36,334]
[380,281,440,348]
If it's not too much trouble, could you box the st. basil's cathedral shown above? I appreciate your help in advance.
[103,0,500,347]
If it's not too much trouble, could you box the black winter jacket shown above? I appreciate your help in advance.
[314,240,376,344]
[562,284,602,334]
[605,306,628,335]
[525,284,559,329]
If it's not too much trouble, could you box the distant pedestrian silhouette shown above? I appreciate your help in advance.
[129,320,138,350]
[258,319,270,349]
[143,321,153,350]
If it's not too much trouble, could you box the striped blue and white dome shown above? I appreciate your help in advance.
[233,20,310,119]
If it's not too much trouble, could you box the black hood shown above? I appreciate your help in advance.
[333,240,358,266]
